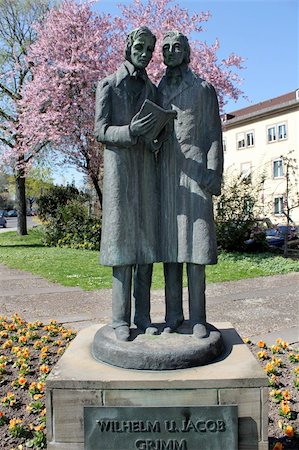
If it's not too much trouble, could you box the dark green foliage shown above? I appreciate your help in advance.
[37,185,101,250]
[214,175,266,252]
[37,185,87,221]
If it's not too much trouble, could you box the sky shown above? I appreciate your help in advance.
[55,0,299,185]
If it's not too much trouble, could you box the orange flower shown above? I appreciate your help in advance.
[272,357,283,367]
[257,340,266,348]
[280,401,291,416]
[276,338,282,344]
[18,376,27,386]
[282,390,291,401]
[265,362,276,374]
[2,339,12,349]
[34,424,45,431]
[39,364,49,374]
[285,425,294,437]
[33,394,43,400]
[272,443,283,450]
[9,417,22,429]
[18,335,27,344]
[257,350,268,360]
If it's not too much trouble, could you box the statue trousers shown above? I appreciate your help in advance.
[164,263,206,326]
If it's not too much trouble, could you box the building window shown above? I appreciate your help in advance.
[267,123,287,143]
[237,132,245,149]
[223,138,226,152]
[274,196,284,215]
[273,159,284,178]
[278,123,287,140]
[246,131,254,147]
[241,162,252,182]
[236,131,254,149]
[267,126,276,142]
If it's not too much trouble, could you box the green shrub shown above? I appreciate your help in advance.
[43,200,101,251]
[214,172,266,252]
[38,185,101,251]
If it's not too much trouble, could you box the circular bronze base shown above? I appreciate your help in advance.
[92,322,224,370]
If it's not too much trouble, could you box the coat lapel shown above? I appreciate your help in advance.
[158,69,196,107]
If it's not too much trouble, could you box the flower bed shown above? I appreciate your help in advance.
[0,314,76,449]
[0,314,298,449]
[244,338,299,449]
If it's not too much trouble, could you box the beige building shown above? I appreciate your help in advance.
[222,89,299,225]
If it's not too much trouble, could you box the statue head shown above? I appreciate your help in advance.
[162,31,190,68]
[125,26,156,69]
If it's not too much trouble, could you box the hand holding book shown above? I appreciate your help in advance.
[130,99,177,150]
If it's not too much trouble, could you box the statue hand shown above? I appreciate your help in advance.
[130,112,156,137]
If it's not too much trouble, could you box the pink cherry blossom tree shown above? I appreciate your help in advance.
[112,0,245,108]
[0,0,52,235]
[19,0,245,211]
[19,0,115,207]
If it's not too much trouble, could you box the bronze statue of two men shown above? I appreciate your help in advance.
[95,27,223,343]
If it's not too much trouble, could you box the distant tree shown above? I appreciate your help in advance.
[25,165,54,212]
[19,0,245,209]
[280,151,299,257]
[0,0,54,234]
[214,170,263,252]
[37,184,86,221]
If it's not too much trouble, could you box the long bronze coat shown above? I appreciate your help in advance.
[158,68,223,265]
[95,61,158,266]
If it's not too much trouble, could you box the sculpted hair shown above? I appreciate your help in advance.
[125,26,156,62]
[163,30,191,64]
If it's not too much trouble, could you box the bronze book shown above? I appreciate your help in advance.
[134,99,177,142]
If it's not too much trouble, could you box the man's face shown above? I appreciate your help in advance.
[130,34,154,69]
[162,37,184,68]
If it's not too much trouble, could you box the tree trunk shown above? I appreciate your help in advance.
[16,173,27,235]
[91,175,102,210]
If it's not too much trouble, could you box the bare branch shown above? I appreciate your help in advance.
[0,81,21,100]
[0,136,13,148]
[0,106,16,123]
[24,141,49,163]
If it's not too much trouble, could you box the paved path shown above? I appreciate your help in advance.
[0,216,38,233]
[0,264,298,344]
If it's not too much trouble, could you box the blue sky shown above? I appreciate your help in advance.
[56,0,298,185]
[93,0,298,112]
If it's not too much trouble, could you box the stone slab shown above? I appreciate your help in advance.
[46,323,268,450]
[47,323,267,390]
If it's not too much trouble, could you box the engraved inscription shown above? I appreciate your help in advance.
[135,439,187,450]
[84,405,238,450]
[165,420,226,433]
[97,420,161,433]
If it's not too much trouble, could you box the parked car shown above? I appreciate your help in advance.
[245,219,298,250]
[0,210,8,217]
[266,224,298,248]
[0,214,7,228]
[7,209,17,217]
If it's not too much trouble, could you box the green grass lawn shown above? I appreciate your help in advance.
[0,228,298,290]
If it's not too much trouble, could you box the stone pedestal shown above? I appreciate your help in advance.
[46,323,268,450]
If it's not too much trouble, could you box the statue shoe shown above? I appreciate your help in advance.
[114,325,130,342]
[144,326,159,336]
[135,321,158,335]
[193,323,208,339]
[163,319,183,333]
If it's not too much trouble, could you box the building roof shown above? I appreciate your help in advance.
[222,89,299,128]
